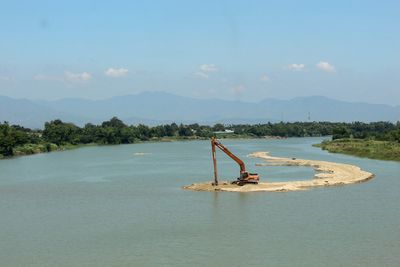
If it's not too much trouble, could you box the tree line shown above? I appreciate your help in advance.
[1,117,399,157]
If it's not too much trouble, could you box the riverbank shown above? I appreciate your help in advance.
[0,143,95,159]
[315,139,400,162]
[0,136,210,159]
[0,135,273,160]
[183,151,374,192]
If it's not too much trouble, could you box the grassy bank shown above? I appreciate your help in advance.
[0,137,212,159]
[0,143,94,159]
[315,139,400,161]
[1,134,266,159]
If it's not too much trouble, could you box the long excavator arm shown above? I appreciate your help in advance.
[211,137,259,186]
[212,138,246,172]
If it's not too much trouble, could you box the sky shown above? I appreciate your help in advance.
[0,0,399,105]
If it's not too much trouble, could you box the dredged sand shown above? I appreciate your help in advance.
[183,152,374,192]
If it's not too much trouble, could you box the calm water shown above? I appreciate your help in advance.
[0,138,399,267]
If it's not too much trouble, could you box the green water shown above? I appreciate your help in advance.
[0,137,399,267]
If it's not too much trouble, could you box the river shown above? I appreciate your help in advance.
[0,137,399,267]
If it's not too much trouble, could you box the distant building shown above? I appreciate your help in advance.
[214,129,234,134]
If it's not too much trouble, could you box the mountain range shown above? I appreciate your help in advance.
[1,92,399,129]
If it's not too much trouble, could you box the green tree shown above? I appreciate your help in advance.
[101,117,126,128]
[178,124,193,136]
[42,120,81,145]
[212,123,225,132]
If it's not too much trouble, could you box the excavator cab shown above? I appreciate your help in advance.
[233,171,259,186]
[211,137,260,186]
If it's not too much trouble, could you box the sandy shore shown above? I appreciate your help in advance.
[183,152,374,192]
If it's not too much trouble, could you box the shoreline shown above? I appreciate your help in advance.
[315,139,400,162]
[0,143,94,160]
[183,151,374,192]
[0,136,210,160]
[0,135,293,160]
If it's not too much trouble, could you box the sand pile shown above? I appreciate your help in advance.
[183,152,374,192]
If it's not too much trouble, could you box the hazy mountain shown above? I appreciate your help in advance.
[0,96,94,129]
[1,92,399,128]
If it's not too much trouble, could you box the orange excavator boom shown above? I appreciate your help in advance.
[211,137,260,186]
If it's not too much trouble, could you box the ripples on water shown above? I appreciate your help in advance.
[0,138,399,267]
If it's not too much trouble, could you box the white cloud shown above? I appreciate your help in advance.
[64,71,92,82]
[104,67,129,77]
[260,74,270,82]
[200,64,219,72]
[316,61,335,72]
[194,71,209,79]
[193,64,219,80]
[34,71,92,83]
[287,63,306,71]
[231,85,246,94]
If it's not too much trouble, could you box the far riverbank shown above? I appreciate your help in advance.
[314,139,400,162]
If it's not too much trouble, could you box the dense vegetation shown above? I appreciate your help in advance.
[315,121,400,161]
[1,118,399,159]
[317,139,400,161]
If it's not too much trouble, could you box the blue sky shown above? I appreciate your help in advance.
[0,0,399,104]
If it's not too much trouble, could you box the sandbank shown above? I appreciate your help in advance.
[183,152,374,192]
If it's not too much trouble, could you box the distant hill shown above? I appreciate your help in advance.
[0,95,93,129]
[1,92,399,128]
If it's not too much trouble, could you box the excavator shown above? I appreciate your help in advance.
[211,137,260,186]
